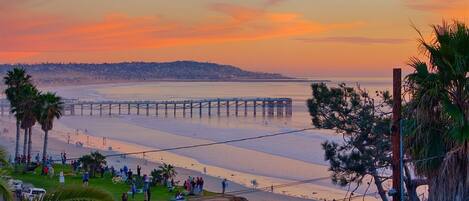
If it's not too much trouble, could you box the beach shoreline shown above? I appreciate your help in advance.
[0,117,318,201]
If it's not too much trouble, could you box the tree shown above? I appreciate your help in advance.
[78,152,107,177]
[158,163,177,184]
[0,146,13,201]
[307,83,392,201]
[3,68,32,164]
[150,168,164,186]
[405,21,469,201]
[34,186,114,201]
[35,92,63,165]
[17,84,39,165]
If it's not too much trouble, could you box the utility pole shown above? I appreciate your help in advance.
[392,68,402,201]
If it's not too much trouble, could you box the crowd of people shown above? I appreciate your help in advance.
[16,151,217,201]
[182,176,205,196]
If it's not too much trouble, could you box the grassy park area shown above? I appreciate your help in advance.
[9,164,217,201]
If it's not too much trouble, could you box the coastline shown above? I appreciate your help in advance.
[0,117,315,201]
[33,79,330,88]
[0,80,384,201]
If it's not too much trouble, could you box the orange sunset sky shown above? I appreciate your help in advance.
[0,0,467,77]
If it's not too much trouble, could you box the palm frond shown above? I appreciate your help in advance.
[0,146,8,166]
[0,178,13,201]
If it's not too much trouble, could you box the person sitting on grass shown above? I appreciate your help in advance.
[172,192,185,201]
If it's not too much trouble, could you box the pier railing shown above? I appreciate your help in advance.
[0,97,292,118]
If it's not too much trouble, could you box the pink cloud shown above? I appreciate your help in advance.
[295,37,411,45]
[0,3,360,59]
[403,0,468,18]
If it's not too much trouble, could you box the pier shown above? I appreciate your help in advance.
[0,98,292,118]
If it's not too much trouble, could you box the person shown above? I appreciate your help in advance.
[110,166,116,177]
[35,153,40,164]
[137,165,141,177]
[128,168,133,180]
[62,152,67,165]
[49,165,55,178]
[167,178,173,192]
[123,165,128,174]
[59,171,65,185]
[222,179,227,194]
[200,177,204,195]
[121,192,128,201]
[83,171,89,186]
[147,186,151,201]
[100,166,105,178]
[143,174,150,192]
[175,192,184,201]
[43,166,49,176]
[131,182,137,200]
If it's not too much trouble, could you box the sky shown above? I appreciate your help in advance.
[0,0,467,77]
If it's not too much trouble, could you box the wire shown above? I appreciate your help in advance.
[61,127,316,161]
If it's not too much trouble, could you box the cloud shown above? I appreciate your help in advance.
[0,3,360,54]
[295,37,411,45]
[264,0,287,6]
[0,52,40,62]
[403,0,468,18]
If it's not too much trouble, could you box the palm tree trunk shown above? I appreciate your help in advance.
[27,127,32,164]
[41,130,49,166]
[427,149,469,201]
[14,120,20,163]
[22,128,28,160]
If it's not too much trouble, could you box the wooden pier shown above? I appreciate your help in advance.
[0,98,293,118]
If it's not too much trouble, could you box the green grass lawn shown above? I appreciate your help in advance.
[9,164,216,201]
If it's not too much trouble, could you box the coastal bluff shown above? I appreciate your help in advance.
[0,61,292,85]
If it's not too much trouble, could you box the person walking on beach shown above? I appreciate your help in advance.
[222,179,227,194]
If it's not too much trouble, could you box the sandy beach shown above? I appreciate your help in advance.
[0,117,317,201]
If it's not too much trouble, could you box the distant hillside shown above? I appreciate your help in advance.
[0,61,292,85]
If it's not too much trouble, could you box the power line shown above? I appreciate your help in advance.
[62,127,316,161]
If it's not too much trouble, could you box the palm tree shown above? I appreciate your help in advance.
[17,84,40,164]
[3,68,32,163]
[405,21,468,200]
[35,92,63,166]
[158,163,177,183]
